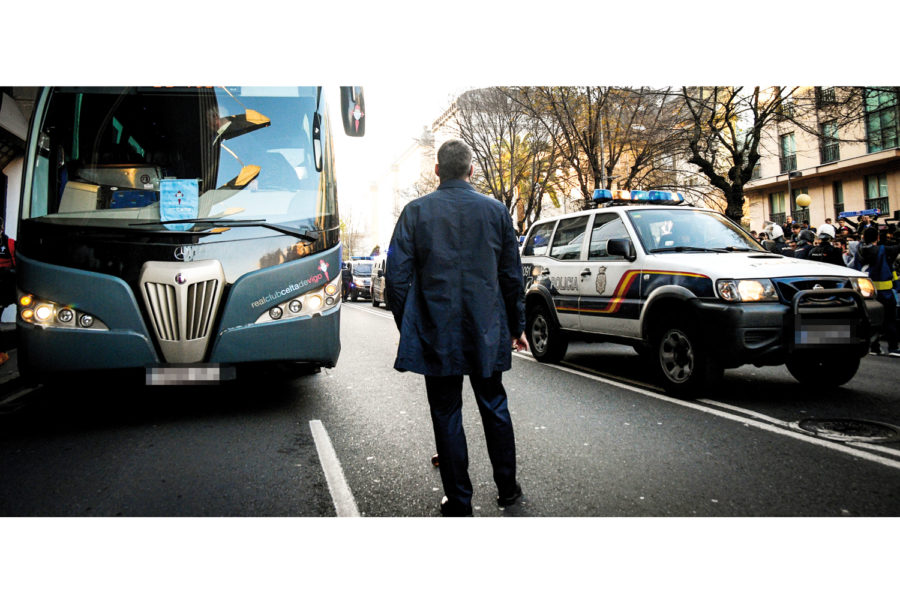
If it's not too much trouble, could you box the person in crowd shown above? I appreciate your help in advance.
[790,222,802,243]
[385,139,527,516]
[764,222,788,254]
[837,218,854,237]
[808,224,844,266]
[783,215,794,233]
[859,227,899,357]
[793,228,816,260]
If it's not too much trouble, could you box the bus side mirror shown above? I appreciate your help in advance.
[340,86,365,137]
[607,238,636,261]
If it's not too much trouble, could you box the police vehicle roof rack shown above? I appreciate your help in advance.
[591,189,685,208]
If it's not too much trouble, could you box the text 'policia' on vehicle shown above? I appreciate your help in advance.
[520,189,883,397]
[14,86,366,385]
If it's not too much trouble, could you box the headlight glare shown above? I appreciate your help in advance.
[717,279,777,302]
[854,277,876,299]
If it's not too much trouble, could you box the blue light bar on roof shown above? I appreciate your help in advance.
[592,189,613,202]
[630,190,650,201]
[647,190,684,202]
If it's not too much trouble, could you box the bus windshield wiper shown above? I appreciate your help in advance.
[649,246,727,253]
[131,218,319,242]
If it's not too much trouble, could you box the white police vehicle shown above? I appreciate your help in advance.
[520,189,884,397]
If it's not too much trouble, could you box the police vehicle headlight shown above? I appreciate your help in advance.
[851,277,876,299]
[716,279,778,302]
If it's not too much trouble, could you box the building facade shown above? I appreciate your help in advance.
[743,86,900,232]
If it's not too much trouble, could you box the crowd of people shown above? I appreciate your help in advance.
[750,213,900,357]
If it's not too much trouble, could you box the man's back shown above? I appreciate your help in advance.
[386,179,524,378]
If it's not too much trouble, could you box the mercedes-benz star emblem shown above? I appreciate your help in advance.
[813,284,824,290]
[174,247,185,261]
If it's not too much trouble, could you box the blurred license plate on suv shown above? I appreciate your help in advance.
[795,319,855,345]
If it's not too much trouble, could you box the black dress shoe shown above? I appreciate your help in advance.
[497,483,522,507]
[440,497,473,517]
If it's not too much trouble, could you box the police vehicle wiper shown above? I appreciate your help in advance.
[649,246,727,253]
[131,218,319,242]
[714,246,754,252]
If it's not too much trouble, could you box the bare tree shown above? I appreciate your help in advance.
[340,208,364,260]
[453,87,565,234]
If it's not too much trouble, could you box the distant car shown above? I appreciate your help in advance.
[370,257,389,308]
[348,260,374,301]
[519,189,883,397]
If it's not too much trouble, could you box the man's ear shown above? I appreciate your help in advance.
[434,164,440,177]
[468,164,474,178]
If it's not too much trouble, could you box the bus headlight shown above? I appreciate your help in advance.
[851,277,876,299]
[255,286,334,324]
[17,290,107,329]
[717,279,778,302]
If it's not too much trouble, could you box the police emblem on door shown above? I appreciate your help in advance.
[595,266,607,295]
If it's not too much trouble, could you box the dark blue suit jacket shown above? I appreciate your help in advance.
[386,179,525,377]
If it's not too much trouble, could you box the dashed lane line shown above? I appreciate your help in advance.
[309,419,360,517]
[512,352,900,472]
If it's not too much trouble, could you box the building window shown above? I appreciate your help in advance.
[865,87,899,153]
[865,173,890,215]
[768,191,786,225]
[816,87,836,106]
[820,121,840,163]
[833,181,844,218]
[780,133,796,172]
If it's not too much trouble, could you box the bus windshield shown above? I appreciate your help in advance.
[24,86,335,236]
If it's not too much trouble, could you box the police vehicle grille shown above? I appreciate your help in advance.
[143,279,220,341]
[773,277,852,305]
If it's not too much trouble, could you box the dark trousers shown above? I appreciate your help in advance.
[874,291,898,351]
[424,371,517,510]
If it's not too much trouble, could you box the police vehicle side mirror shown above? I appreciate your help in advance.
[762,240,777,252]
[607,238,636,261]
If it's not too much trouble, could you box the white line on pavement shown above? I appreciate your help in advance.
[309,419,360,517]
[343,304,394,320]
[512,352,900,472]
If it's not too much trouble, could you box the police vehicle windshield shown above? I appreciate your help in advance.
[628,208,763,254]
[352,263,373,276]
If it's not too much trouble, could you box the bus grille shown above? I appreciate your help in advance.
[139,260,226,363]
[144,279,219,341]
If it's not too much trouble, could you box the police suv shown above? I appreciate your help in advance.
[520,189,883,397]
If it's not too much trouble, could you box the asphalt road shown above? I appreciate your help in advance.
[1,302,899,518]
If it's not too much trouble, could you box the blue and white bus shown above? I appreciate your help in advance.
[15,86,365,384]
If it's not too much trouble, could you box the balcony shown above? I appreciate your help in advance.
[820,144,840,164]
[792,208,810,224]
[816,87,836,107]
[866,197,890,215]
[780,154,797,173]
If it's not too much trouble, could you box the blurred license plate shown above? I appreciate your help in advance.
[146,365,236,385]
[795,319,855,345]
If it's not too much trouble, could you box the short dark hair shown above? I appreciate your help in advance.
[436,139,473,180]
[791,223,801,229]
[863,227,879,244]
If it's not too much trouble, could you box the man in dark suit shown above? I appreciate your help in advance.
[386,139,528,516]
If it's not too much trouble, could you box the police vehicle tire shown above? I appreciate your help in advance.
[651,318,722,397]
[351,290,358,302]
[785,352,859,387]
[526,303,568,363]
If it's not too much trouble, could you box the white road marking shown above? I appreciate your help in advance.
[343,303,394,320]
[512,352,900,471]
[309,419,360,517]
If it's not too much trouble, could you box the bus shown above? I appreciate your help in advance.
[15,86,365,384]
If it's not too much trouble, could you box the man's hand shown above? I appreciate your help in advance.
[512,332,529,352]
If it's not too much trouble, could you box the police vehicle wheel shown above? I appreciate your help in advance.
[526,304,568,363]
[652,320,721,397]
[786,352,859,387]
[351,291,358,302]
